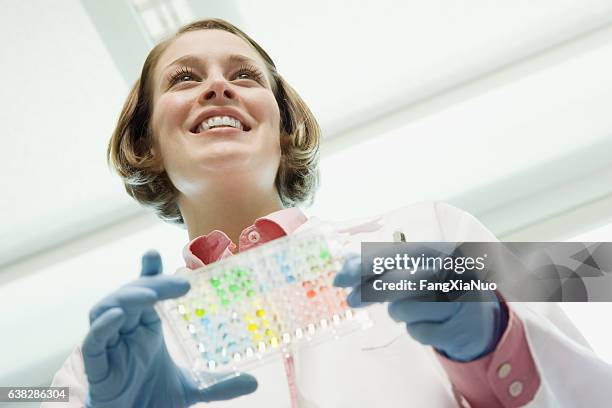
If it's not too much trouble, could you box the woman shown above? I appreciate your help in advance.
[48,19,612,407]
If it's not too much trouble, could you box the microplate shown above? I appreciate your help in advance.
[157,227,368,388]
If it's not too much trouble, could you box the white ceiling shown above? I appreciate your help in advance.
[236,0,612,135]
[3,0,612,269]
[313,38,612,226]
[1,1,134,266]
[2,0,612,389]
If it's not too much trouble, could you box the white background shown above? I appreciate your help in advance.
[1,0,612,396]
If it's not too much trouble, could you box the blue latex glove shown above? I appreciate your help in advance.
[334,252,508,362]
[82,250,258,407]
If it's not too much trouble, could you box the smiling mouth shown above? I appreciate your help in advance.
[191,115,251,134]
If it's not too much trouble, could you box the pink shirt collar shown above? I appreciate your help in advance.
[182,207,308,269]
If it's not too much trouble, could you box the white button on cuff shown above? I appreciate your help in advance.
[509,381,523,397]
[497,363,512,379]
[247,230,261,243]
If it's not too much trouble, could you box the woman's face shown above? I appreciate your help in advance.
[149,29,281,196]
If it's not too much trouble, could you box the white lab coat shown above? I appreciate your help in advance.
[46,201,612,407]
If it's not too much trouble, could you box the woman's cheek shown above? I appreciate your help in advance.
[157,93,192,129]
[248,90,280,128]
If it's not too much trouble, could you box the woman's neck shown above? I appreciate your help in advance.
[179,185,285,244]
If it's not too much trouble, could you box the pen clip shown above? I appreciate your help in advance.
[393,230,406,242]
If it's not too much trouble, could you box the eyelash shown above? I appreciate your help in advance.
[167,65,264,86]
[234,64,265,83]
[168,67,195,85]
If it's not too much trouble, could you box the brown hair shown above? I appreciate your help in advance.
[107,18,320,225]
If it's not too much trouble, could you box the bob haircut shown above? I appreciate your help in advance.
[107,18,320,225]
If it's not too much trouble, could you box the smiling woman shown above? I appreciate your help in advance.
[58,18,327,407]
[107,19,320,236]
[45,16,612,408]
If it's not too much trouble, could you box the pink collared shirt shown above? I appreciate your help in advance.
[182,207,308,269]
[182,207,540,407]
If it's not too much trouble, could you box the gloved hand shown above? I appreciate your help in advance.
[82,250,258,407]
[334,250,508,362]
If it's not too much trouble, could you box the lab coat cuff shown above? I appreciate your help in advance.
[435,300,541,408]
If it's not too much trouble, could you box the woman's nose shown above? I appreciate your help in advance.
[199,78,236,103]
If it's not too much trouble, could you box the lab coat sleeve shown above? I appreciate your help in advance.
[433,201,612,408]
[42,346,87,408]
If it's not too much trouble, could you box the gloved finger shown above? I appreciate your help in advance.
[333,254,361,288]
[140,305,162,326]
[346,285,376,308]
[407,302,502,361]
[89,286,158,324]
[388,300,461,325]
[82,307,125,383]
[141,250,163,277]
[404,320,443,347]
[126,274,191,301]
[198,373,258,402]
[117,287,159,334]
[404,307,469,348]
[405,316,482,361]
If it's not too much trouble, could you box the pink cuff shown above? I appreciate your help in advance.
[436,302,540,408]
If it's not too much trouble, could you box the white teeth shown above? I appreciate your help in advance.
[197,115,244,133]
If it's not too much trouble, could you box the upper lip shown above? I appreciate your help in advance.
[190,107,251,133]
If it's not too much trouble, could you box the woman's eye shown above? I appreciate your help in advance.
[168,67,197,86]
[167,65,264,87]
[233,66,264,83]
[170,75,192,85]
